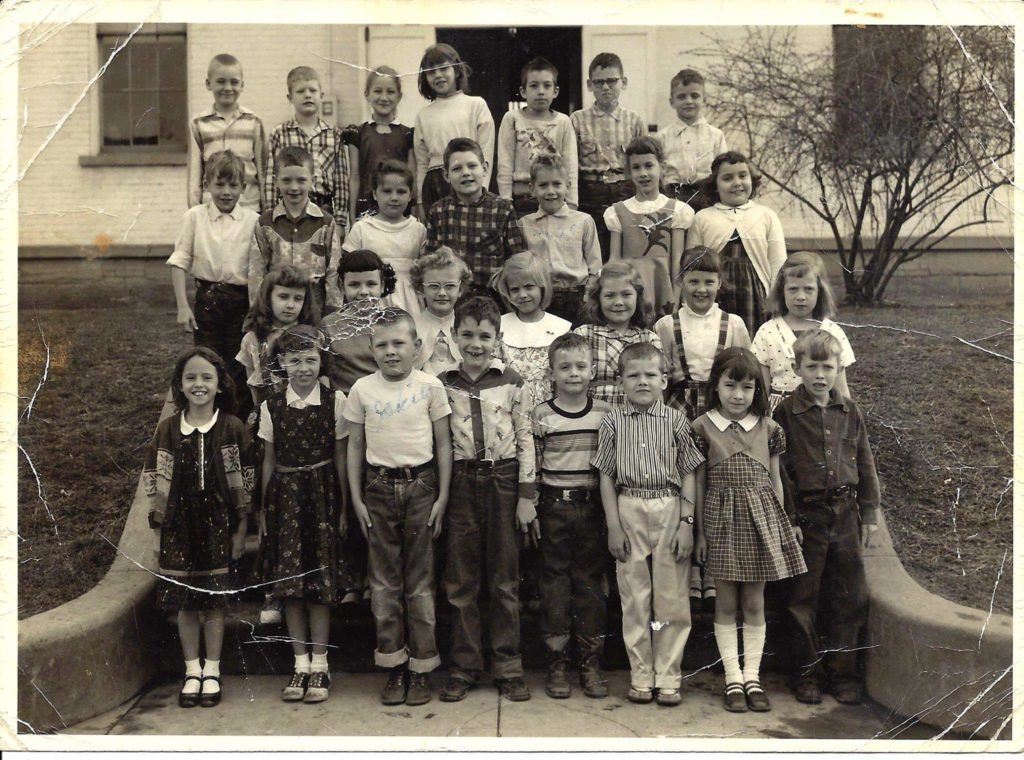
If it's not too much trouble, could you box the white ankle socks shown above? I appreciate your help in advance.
[713,622,743,684]
[183,658,202,694]
[310,652,329,673]
[741,624,767,683]
[294,653,311,673]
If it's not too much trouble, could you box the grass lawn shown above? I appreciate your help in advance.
[17,298,1013,618]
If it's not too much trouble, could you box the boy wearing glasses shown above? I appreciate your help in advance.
[570,52,645,262]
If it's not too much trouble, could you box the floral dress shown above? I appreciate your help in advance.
[498,311,572,407]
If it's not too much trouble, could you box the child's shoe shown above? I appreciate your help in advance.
[831,680,863,705]
[440,675,475,703]
[381,665,408,705]
[627,687,654,704]
[743,680,771,712]
[496,676,531,702]
[702,585,717,615]
[656,688,682,707]
[793,678,822,705]
[281,671,309,702]
[303,671,331,703]
[545,655,572,699]
[340,588,362,605]
[199,676,222,708]
[723,682,748,712]
[259,595,283,625]
[579,655,609,699]
[406,671,432,706]
[178,675,203,708]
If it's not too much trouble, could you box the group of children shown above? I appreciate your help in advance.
[148,42,881,717]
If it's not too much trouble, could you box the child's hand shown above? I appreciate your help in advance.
[176,306,197,333]
[338,513,348,541]
[607,524,630,562]
[428,497,448,539]
[231,530,246,560]
[860,523,878,549]
[256,511,267,538]
[151,527,161,566]
[352,499,372,537]
[671,523,693,561]
[695,532,707,566]
[516,497,538,539]
[793,525,803,545]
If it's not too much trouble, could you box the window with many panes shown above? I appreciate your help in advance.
[98,24,187,152]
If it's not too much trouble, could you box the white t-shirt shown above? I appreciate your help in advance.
[342,369,451,467]
[751,316,856,393]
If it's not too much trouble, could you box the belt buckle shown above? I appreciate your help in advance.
[560,489,573,501]
[477,458,495,468]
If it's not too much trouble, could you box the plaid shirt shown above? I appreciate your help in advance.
[570,105,645,182]
[592,399,704,493]
[188,106,268,212]
[571,324,662,408]
[264,118,351,230]
[425,191,527,291]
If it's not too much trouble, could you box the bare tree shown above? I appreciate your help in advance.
[707,26,1013,304]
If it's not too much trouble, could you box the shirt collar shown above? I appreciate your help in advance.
[198,104,253,119]
[791,384,848,414]
[592,105,622,121]
[681,302,720,320]
[454,190,491,207]
[714,201,754,212]
[624,399,668,417]
[180,408,219,435]
[272,200,323,221]
[455,358,505,383]
[286,116,330,134]
[667,116,709,132]
[706,408,758,432]
[533,203,570,219]
[286,383,322,407]
[207,203,245,222]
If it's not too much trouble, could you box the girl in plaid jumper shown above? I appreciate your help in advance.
[692,348,805,714]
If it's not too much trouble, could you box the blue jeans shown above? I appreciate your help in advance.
[364,466,441,672]
[443,460,522,681]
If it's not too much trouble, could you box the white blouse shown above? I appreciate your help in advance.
[751,316,855,393]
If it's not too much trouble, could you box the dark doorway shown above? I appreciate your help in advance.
[436,26,583,190]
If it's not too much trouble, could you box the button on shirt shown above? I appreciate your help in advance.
[520,204,602,289]
[773,385,880,524]
[571,105,646,181]
[592,400,704,492]
[658,118,728,186]
[166,202,258,286]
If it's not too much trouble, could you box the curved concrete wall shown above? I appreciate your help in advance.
[864,514,1013,740]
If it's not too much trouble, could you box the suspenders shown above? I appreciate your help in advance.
[672,311,729,381]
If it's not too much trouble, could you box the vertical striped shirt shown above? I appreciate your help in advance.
[592,399,704,493]
[532,397,611,490]
[263,118,351,230]
[188,105,268,212]
[438,360,537,498]
[570,105,645,181]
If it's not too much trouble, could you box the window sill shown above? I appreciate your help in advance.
[79,152,187,167]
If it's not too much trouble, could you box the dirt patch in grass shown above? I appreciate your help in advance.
[17,299,1014,618]
[841,301,1013,614]
[18,305,191,619]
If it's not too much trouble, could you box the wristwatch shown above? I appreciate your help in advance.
[679,515,695,526]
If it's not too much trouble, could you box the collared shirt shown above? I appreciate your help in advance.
[166,202,258,286]
[532,397,611,491]
[654,304,750,384]
[773,385,881,524]
[414,309,462,377]
[520,205,602,288]
[264,118,351,229]
[188,105,267,212]
[439,360,537,497]
[592,399,704,492]
[752,316,855,393]
[425,191,528,291]
[571,324,662,407]
[570,105,645,180]
[180,408,219,435]
[688,202,787,297]
[658,118,728,185]
[248,200,344,310]
[258,381,349,441]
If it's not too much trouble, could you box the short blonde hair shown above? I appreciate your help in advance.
[492,251,553,312]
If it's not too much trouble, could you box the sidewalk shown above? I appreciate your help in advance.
[68,669,938,740]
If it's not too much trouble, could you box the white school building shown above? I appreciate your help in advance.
[16,23,1012,263]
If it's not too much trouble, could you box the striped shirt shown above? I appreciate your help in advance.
[532,397,610,490]
[592,399,704,493]
[263,118,351,229]
[439,360,537,498]
[425,191,528,291]
[188,106,268,212]
[248,201,344,314]
[571,324,662,408]
[570,105,645,182]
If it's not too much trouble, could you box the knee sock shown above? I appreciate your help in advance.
[294,653,311,673]
[713,622,743,684]
[202,659,221,693]
[310,652,329,673]
[183,658,202,694]
[741,624,767,684]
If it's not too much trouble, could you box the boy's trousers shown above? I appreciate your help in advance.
[615,490,691,690]
[364,463,441,673]
[538,487,607,658]
[444,459,522,682]
[193,278,249,416]
[786,488,868,686]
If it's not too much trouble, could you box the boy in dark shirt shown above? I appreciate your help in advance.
[774,330,880,707]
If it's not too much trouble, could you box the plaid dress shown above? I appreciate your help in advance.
[717,233,766,340]
[572,324,661,408]
[692,414,805,582]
